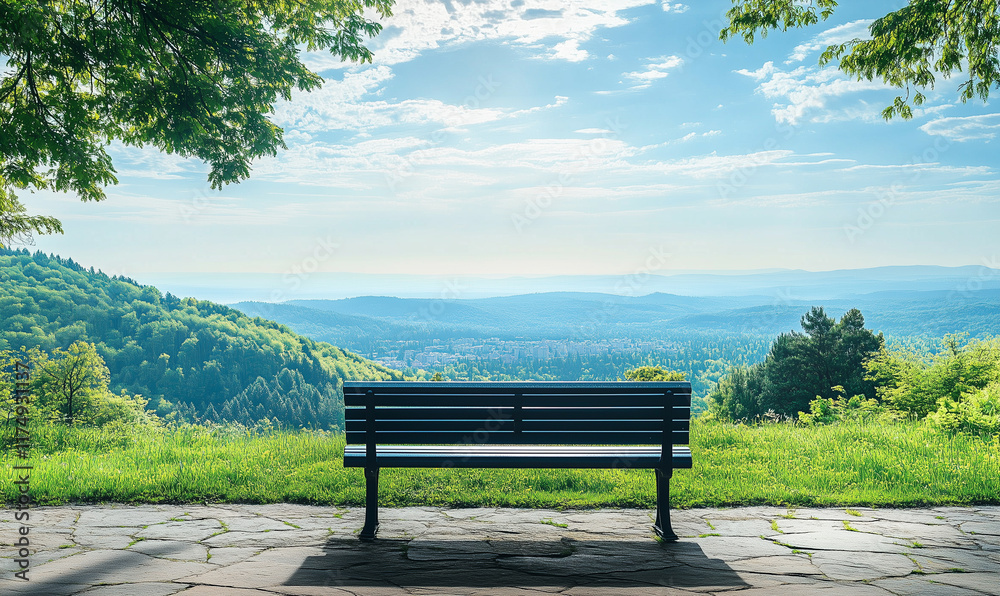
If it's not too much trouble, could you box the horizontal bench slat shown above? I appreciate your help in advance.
[345,406,688,421]
[343,445,693,469]
[344,394,691,407]
[344,381,689,394]
[348,419,687,432]
[346,430,688,445]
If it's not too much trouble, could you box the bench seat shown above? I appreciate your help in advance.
[344,445,693,469]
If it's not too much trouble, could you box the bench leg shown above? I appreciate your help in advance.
[360,467,380,541]
[653,468,679,541]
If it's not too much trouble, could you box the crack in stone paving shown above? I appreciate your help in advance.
[1,505,998,595]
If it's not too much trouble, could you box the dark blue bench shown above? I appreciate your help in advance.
[343,381,693,541]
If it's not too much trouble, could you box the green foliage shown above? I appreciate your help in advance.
[0,0,392,241]
[32,341,101,424]
[928,381,1000,435]
[0,193,62,248]
[798,386,889,426]
[622,366,686,381]
[0,249,402,427]
[710,307,884,420]
[720,0,838,43]
[211,368,346,430]
[721,0,1000,119]
[865,334,1000,419]
[707,363,766,420]
[5,341,157,427]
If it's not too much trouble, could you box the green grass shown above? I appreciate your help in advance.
[3,418,999,508]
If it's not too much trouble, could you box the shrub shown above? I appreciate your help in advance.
[798,386,889,426]
[623,366,686,381]
[927,381,1000,435]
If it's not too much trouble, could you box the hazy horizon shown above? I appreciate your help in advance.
[119,263,1000,304]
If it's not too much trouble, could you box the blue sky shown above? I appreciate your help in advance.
[26,0,1000,290]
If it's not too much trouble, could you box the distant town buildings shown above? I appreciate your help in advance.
[364,337,674,370]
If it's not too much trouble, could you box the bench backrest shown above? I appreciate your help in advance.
[344,381,691,448]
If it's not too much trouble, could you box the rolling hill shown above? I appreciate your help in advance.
[0,249,402,429]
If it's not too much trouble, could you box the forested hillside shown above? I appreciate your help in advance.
[0,249,402,428]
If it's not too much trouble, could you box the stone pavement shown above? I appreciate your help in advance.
[2,505,999,595]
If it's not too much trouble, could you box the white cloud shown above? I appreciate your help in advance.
[349,0,657,66]
[662,2,689,13]
[786,19,873,64]
[575,128,614,134]
[735,61,776,82]
[643,129,722,147]
[623,55,684,89]
[920,114,1000,142]
[550,39,589,62]
[738,61,886,125]
[272,66,565,133]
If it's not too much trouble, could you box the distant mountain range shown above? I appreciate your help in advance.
[233,284,1000,351]
[142,264,1000,303]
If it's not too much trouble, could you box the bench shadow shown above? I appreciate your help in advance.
[286,537,749,591]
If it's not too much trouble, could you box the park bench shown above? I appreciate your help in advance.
[343,381,693,541]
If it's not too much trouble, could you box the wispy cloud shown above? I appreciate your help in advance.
[920,114,1000,142]
[272,66,565,134]
[623,55,684,89]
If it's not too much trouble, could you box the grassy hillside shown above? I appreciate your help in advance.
[0,249,402,428]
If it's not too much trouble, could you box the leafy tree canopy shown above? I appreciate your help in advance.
[0,0,392,244]
[623,365,686,382]
[721,0,1000,119]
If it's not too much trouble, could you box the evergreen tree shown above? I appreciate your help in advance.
[711,307,884,419]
